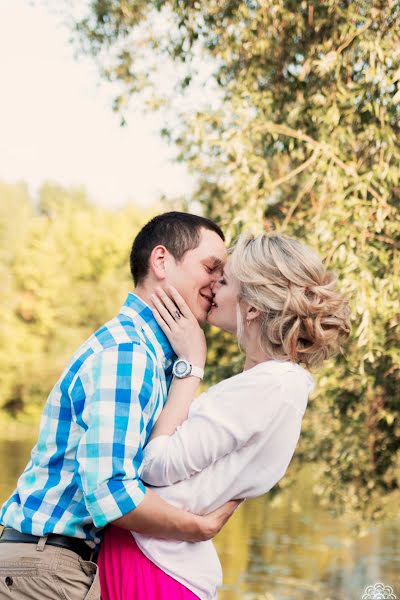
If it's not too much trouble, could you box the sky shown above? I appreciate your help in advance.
[0,0,195,208]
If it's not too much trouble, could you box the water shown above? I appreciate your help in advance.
[1,440,399,600]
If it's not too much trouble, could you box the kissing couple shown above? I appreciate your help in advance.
[0,211,350,600]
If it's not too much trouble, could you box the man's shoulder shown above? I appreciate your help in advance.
[91,314,143,349]
[59,315,155,385]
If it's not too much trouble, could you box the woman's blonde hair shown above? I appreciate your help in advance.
[229,233,351,368]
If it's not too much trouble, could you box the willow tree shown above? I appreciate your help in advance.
[74,0,400,519]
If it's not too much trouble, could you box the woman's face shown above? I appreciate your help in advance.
[207,260,241,334]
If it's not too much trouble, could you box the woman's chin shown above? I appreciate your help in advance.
[206,308,219,327]
[207,311,233,334]
[206,311,215,325]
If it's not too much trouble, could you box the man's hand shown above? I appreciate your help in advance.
[188,499,243,542]
[112,488,242,542]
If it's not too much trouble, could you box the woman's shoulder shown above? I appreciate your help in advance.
[255,360,315,389]
[191,361,315,418]
[190,359,314,420]
[208,359,314,393]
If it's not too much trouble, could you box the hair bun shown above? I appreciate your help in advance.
[230,233,351,368]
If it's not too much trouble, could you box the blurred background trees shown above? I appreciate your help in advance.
[0,181,151,420]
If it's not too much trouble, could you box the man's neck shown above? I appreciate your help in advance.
[132,285,176,360]
[134,284,158,309]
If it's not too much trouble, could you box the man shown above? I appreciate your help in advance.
[0,212,239,599]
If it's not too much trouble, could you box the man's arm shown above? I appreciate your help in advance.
[74,344,240,540]
[112,489,241,542]
[75,344,150,528]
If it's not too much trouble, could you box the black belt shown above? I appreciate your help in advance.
[0,527,95,561]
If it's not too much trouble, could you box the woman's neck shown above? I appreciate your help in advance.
[243,354,270,371]
[243,337,271,371]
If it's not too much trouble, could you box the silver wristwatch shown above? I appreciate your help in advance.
[172,358,204,380]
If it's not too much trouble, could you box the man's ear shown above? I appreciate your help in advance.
[148,245,169,281]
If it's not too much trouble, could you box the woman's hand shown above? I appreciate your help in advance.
[150,286,207,367]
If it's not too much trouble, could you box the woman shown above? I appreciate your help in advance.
[98,233,350,600]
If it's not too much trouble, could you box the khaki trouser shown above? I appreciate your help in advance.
[0,540,100,599]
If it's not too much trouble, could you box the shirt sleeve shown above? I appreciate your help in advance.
[74,343,155,528]
[141,373,283,487]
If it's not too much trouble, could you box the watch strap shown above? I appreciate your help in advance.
[190,365,204,380]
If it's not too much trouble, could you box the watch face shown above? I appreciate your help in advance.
[174,359,190,377]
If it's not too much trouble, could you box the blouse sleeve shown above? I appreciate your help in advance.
[141,373,283,486]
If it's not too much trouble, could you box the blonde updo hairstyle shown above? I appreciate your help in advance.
[229,233,351,368]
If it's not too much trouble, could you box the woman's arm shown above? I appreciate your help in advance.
[148,286,206,441]
[146,285,241,485]
[142,394,249,486]
[143,379,282,487]
[145,286,281,488]
[148,376,201,440]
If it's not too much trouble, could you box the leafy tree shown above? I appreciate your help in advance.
[0,183,34,415]
[73,0,400,519]
[0,181,151,420]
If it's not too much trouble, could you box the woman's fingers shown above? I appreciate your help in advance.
[150,293,176,329]
[166,285,192,319]
[150,287,207,364]
[151,304,171,335]
[154,287,183,321]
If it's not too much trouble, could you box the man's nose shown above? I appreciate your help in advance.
[210,280,218,292]
[211,270,221,283]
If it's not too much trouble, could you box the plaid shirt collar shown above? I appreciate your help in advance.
[119,292,175,368]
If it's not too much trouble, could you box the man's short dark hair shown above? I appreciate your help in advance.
[130,211,225,286]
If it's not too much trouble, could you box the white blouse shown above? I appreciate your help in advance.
[133,360,315,600]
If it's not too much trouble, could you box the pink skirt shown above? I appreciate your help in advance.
[98,525,200,600]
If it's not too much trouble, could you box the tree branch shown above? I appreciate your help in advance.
[268,150,320,190]
[260,122,386,204]
[261,122,357,177]
[336,20,372,55]
[280,174,317,231]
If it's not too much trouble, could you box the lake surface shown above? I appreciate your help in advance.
[1,439,399,600]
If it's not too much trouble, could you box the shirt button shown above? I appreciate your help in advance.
[5,576,13,586]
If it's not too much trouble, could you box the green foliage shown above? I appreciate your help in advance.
[0,181,152,419]
[74,0,400,520]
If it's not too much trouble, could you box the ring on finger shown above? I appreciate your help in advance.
[175,310,181,320]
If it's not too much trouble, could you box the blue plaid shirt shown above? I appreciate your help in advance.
[0,293,175,544]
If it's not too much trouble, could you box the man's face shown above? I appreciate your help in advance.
[164,228,227,323]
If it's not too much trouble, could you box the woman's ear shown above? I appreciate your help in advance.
[149,245,169,281]
[245,304,261,322]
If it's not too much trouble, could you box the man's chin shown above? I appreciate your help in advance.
[198,313,208,326]
[190,305,207,325]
